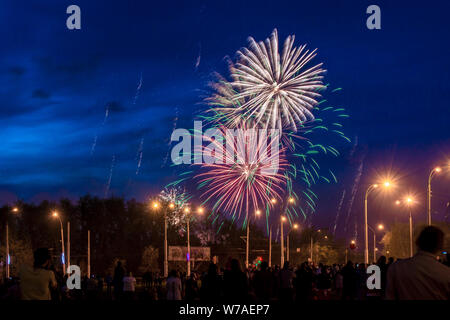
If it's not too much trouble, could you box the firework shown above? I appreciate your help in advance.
[159,186,191,227]
[195,125,288,222]
[208,29,325,132]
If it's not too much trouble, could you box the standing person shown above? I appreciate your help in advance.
[334,266,344,300]
[341,261,357,300]
[386,226,450,300]
[295,262,314,301]
[252,261,273,301]
[279,261,295,301]
[113,261,125,300]
[185,273,199,301]
[166,270,182,300]
[123,272,137,300]
[200,263,222,301]
[105,273,113,299]
[316,266,332,300]
[19,248,57,300]
[223,259,248,301]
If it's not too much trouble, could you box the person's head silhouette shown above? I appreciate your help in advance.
[33,248,51,269]
[416,226,444,254]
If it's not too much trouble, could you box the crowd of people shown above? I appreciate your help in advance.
[1,226,449,301]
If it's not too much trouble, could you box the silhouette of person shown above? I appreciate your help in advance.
[386,226,450,300]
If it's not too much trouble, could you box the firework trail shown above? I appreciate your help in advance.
[194,42,201,71]
[135,137,144,175]
[132,73,145,176]
[207,29,325,132]
[162,106,179,168]
[104,154,115,198]
[90,104,110,156]
[332,189,346,236]
[133,72,143,105]
[343,160,364,234]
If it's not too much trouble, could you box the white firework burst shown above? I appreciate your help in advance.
[159,186,190,228]
[209,29,326,132]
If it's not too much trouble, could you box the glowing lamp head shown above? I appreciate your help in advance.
[288,197,295,204]
[293,224,298,229]
[255,210,261,216]
[271,198,277,204]
[52,211,58,218]
[12,207,19,213]
[406,197,413,203]
[373,184,379,188]
[377,224,384,230]
[281,216,286,222]
[383,181,391,188]
[324,235,328,239]
[435,167,442,173]
[169,203,175,209]
[197,207,204,214]
[395,200,401,205]
[184,207,190,213]
[152,202,159,209]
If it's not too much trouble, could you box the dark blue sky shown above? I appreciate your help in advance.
[1,0,449,238]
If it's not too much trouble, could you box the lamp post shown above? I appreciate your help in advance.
[427,167,441,226]
[245,209,261,269]
[152,200,168,277]
[286,224,298,262]
[406,197,414,258]
[52,211,66,275]
[364,181,391,264]
[268,227,272,268]
[368,224,384,263]
[280,216,287,266]
[5,207,19,278]
[395,197,416,258]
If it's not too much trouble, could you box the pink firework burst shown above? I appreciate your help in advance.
[195,125,288,222]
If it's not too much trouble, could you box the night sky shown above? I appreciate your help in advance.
[1,0,449,239]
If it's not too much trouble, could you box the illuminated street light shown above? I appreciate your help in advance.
[286,223,299,262]
[369,223,385,262]
[197,207,204,214]
[271,198,277,204]
[169,203,175,209]
[51,211,66,275]
[427,167,441,225]
[364,180,392,264]
[395,195,417,257]
[5,206,21,278]
[151,199,167,277]
[288,197,295,204]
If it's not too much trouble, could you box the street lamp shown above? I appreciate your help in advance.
[427,167,441,226]
[368,223,384,263]
[286,223,298,262]
[280,216,287,266]
[51,211,66,275]
[395,196,416,258]
[5,207,19,278]
[152,200,169,278]
[364,181,391,264]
